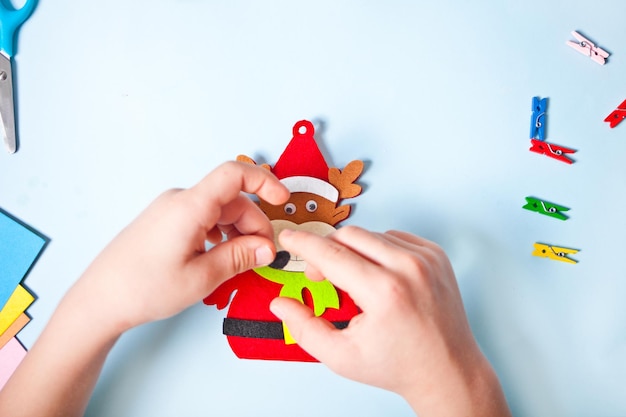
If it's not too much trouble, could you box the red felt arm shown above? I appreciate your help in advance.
[203,273,245,310]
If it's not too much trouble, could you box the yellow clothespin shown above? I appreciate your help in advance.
[532,243,579,264]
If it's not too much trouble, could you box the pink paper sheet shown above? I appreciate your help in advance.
[0,337,27,390]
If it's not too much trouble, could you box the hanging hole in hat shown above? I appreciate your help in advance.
[293,120,314,138]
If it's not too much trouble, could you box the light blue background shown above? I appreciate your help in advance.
[2,1,626,416]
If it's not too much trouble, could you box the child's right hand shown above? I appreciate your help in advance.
[270,226,512,417]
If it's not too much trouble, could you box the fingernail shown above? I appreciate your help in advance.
[269,299,285,318]
[280,228,295,238]
[255,245,274,267]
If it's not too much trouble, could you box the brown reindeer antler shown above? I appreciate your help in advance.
[328,160,364,199]
[236,155,271,171]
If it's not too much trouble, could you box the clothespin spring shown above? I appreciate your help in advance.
[534,112,546,129]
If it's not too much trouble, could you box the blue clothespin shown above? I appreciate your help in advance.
[530,96,547,140]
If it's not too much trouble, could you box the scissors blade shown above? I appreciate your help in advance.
[0,51,16,153]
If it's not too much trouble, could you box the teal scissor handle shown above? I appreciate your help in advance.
[0,0,37,57]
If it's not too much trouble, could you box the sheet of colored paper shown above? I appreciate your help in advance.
[0,313,30,350]
[0,337,27,390]
[0,209,46,309]
[0,285,34,336]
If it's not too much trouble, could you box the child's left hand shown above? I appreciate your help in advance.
[71,161,290,335]
[0,162,290,417]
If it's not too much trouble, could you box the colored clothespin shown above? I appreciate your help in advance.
[532,243,579,264]
[566,31,609,65]
[522,197,569,220]
[529,139,576,164]
[530,97,547,140]
[604,99,626,128]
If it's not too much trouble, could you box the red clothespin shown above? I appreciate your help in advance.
[604,99,626,128]
[529,139,576,164]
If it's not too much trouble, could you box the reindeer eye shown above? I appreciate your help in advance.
[305,200,318,213]
[284,203,296,215]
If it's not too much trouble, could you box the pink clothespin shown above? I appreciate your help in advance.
[566,31,609,65]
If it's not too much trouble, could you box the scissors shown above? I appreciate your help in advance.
[0,0,36,154]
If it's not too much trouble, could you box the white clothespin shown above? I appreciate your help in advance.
[566,31,609,65]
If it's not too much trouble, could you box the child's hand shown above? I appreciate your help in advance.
[73,161,289,335]
[0,161,292,417]
[270,226,511,417]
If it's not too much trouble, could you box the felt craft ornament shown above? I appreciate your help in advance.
[204,120,364,362]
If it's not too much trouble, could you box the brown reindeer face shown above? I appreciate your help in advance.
[259,192,351,227]
[238,120,364,272]
[258,192,351,272]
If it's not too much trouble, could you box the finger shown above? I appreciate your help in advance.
[384,230,442,251]
[331,226,438,265]
[269,297,355,366]
[278,229,384,309]
[300,226,408,282]
[205,226,223,244]
[382,231,450,272]
[329,226,408,268]
[217,194,274,242]
[189,235,276,292]
[327,227,449,278]
[191,161,289,211]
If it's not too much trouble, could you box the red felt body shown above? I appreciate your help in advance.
[204,270,359,362]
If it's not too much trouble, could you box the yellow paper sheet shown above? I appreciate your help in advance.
[0,286,34,336]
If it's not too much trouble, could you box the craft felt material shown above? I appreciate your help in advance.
[254,266,339,344]
[0,337,27,390]
[0,209,46,309]
[204,120,365,362]
[206,269,359,362]
[0,313,30,349]
[0,285,34,336]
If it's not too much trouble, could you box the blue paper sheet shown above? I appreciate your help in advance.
[0,209,47,309]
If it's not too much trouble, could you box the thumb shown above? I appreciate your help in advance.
[270,297,342,362]
[191,235,276,290]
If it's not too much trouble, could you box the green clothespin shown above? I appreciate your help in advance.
[522,196,569,220]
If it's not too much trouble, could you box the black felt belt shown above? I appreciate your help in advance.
[223,318,350,340]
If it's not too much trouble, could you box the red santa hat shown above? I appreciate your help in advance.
[272,120,339,203]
